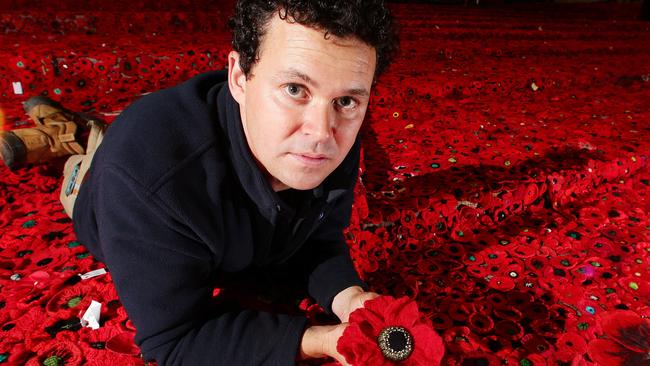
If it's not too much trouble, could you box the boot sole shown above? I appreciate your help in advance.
[0,131,27,169]
[22,96,64,115]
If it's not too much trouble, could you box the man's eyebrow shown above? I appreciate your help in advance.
[347,88,370,97]
[279,69,318,87]
[278,68,370,97]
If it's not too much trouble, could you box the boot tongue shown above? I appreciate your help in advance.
[22,96,65,126]
[26,104,62,126]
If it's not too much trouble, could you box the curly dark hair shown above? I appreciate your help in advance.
[229,0,398,79]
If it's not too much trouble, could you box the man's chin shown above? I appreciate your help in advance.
[285,180,324,191]
[267,164,330,191]
[280,174,327,191]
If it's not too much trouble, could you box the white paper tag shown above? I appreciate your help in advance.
[80,300,102,330]
[12,81,23,95]
[79,268,107,280]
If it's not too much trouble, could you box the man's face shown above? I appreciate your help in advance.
[228,13,377,191]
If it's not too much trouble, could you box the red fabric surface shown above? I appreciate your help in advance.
[586,310,650,365]
[337,296,445,365]
[1,2,649,365]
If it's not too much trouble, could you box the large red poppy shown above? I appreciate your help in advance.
[587,310,650,366]
[337,296,445,365]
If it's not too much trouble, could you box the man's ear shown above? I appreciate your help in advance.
[227,50,246,105]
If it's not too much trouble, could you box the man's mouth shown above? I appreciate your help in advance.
[290,153,329,166]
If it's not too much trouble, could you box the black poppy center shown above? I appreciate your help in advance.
[377,326,414,362]
[388,330,408,352]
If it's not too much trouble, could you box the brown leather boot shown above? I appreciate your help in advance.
[0,97,97,169]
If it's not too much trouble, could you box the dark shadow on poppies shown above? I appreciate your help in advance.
[360,115,392,192]
[355,145,629,363]
[368,145,608,202]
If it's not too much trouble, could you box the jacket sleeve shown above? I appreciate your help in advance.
[290,139,368,314]
[299,186,369,314]
[90,165,308,366]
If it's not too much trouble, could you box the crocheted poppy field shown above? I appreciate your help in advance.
[1,1,649,365]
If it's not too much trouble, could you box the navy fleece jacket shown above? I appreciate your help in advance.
[72,71,367,365]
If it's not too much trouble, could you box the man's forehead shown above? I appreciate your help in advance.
[257,15,376,87]
[273,68,370,97]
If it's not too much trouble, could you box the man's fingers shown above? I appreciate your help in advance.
[337,291,381,322]
[335,356,352,366]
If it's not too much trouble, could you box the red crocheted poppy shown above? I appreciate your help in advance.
[442,326,481,354]
[337,296,444,365]
[555,332,587,362]
[587,310,650,365]
[24,340,83,366]
[46,284,96,317]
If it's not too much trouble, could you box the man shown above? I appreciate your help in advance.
[0,1,397,364]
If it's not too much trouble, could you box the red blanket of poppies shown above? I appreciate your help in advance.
[1,1,649,365]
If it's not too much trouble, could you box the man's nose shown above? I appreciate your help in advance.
[302,102,334,141]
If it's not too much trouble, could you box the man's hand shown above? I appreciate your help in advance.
[299,323,351,365]
[299,288,380,365]
[331,286,380,323]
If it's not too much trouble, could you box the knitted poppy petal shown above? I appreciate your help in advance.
[587,338,636,366]
[409,324,445,366]
[601,310,650,353]
[393,298,421,327]
[354,309,385,334]
[338,323,385,366]
[106,332,140,356]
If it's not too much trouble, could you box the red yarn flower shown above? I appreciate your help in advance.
[24,340,84,366]
[337,296,445,366]
[587,310,650,366]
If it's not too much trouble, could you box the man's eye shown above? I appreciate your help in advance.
[285,84,304,97]
[336,97,356,109]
